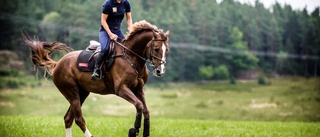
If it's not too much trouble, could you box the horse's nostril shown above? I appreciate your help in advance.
[156,69,161,74]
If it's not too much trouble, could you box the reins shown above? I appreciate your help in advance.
[114,41,152,64]
[113,38,166,79]
[114,39,167,67]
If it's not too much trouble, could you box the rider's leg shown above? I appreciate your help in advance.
[91,29,124,79]
[91,31,110,79]
[91,52,105,79]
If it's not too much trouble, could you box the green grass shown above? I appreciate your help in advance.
[0,77,319,136]
[0,116,319,137]
[0,77,319,121]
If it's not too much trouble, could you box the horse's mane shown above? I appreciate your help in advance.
[125,20,162,40]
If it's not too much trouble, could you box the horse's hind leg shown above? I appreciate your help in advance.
[62,87,92,137]
[64,107,74,137]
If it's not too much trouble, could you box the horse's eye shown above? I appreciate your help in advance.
[154,49,160,52]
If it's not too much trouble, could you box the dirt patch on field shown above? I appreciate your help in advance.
[250,103,277,109]
[0,101,15,107]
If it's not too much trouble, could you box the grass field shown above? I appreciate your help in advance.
[0,116,319,137]
[0,77,319,136]
[1,77,319,121]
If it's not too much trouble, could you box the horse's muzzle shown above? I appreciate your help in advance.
[153,65,165,77]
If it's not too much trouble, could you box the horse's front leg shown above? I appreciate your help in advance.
[136,90,150,137]
[118,87,145,137]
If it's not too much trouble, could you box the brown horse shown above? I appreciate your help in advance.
[23,20,170,137]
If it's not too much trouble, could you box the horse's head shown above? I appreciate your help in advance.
[147,30,170,77]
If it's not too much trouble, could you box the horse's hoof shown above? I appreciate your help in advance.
[128,128,137,137]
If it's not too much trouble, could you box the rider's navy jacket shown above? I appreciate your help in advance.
[100,0,131,31]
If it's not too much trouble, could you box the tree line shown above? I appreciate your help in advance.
[0,0,319,82]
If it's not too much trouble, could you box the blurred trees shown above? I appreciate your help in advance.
[0,0,319,82]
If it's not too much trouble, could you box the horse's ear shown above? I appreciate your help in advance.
[164,30,170,38]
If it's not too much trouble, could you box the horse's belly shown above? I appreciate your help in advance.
[77,75,114,95]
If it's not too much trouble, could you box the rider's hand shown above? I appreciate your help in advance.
[110,33,118,41]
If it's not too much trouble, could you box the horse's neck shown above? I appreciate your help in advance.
[124,31,153,68]
[127,31,153,56]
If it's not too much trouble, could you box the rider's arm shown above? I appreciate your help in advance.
[126,12,132,32]
[101,13,118,41]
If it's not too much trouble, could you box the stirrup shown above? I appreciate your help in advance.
[91,69,101,80]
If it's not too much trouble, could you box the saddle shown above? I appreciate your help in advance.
[76,40,116,72]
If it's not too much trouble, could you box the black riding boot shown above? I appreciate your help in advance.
[91,52,105,80]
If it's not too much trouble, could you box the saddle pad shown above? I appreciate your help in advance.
[76,50,95,72]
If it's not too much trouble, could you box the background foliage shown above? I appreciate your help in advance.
[0,0,319,82]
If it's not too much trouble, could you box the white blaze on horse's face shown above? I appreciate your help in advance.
[152,30,169,77]
[153,42,167,77]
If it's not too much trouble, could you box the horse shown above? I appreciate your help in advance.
[23,20,170,137]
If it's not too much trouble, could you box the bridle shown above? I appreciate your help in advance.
[148,38,167,67]
[113,37,167,77]
[114,37,167,64]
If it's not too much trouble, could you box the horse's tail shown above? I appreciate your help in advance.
[22,36,71,76]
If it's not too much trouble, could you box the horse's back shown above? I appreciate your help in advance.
[59,50,81,63]
[54,50,81,72]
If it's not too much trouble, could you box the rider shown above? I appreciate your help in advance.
[92,0,133,79]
